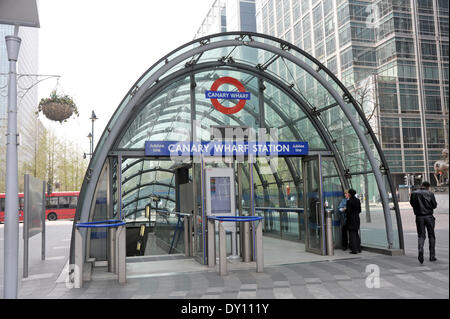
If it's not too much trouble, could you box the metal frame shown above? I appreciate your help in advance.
[72,32,403,266]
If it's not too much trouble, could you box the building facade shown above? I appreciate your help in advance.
[0,24,44,191]
[203,0,449,188]
[194,0,257,39]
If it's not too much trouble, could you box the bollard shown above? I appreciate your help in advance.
[219,222,227,275]
[325,210,334,256]
[117,225,126,283]
[74,228,83,288]
[208,219,216,267]
[184,215,189,256]
[255,221,264,272]
[242,221,252,262]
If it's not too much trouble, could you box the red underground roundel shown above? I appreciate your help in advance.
[205,77,251,114]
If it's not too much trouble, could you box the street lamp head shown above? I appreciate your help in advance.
[87,133,92,140]
[90,110,98,121]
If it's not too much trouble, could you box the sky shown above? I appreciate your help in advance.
[36,0,215,154]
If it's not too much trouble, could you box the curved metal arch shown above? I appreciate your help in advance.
[113,63,347,211]
[121,181,176,198]
[121,167,174,184]
[122,193,175,210]
[76,32,399,258]
[113,61,349,193]
[117,72,312,150]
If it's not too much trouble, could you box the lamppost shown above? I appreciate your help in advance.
[1,0,40,299]
[90,110,98,155]
[84,133,93,160]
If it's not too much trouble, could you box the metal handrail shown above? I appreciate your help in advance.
[207,215,263,222]
[76,219,126,228]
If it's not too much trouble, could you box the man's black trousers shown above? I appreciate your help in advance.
[415,215,436,258]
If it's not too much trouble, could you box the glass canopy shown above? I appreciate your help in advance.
[74,32,403,258]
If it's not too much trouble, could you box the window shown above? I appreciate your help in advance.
[339,24,351,47]
[324,15,334,37]
[421,41,437,60]
[426,119,446,148]
[400,84,419,113]
[314,22,324,43]
[70,196,78,209]
[425,85,442,114]
[0,198,4,212]
[283,0,291,30]
[292,0,301,22]
[47,197,58,209]
[419,15,435,36]
[418,0,434,14]
[380,117,401,148]
[59,196,70,209]
[340,47,353,70]
[327,56,337,74]
[313,3,322,25]
[378,82,398,112]
[402,118,423,148]
[351,23,375,43]
[315,41,324,59]
[326,36,336,56]
[302,13,311,34]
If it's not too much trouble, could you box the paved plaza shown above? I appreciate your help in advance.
[0,199,448,300]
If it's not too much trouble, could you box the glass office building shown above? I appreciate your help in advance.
[72,32,404,273]
[195,0,257,39]
[0,24,44,191]
[254,0,449,187]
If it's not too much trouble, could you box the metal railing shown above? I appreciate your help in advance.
[154,211,192,256]
[207,215,264,276]
[74,219,126,288]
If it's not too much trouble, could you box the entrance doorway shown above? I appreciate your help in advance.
[109,150,343,268]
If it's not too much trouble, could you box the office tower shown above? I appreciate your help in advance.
[250,0,448,187]
[0,24,45,191]
[195,0,257,39]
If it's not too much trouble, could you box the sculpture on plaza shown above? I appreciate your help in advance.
[433,148,449,186]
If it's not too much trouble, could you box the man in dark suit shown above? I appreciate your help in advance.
[410,181,438,264]
[346,189,362,254]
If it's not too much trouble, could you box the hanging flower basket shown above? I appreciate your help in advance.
[37,90,79,122]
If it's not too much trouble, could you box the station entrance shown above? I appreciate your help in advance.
[104,136,345,269]
[71,32,403,284]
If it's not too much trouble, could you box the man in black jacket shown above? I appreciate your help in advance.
[409,181,438,264]
[346,189,362,254]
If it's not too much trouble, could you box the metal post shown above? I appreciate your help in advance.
[4,31,21,298]
[243,222,251,262]
[109,227,116,273]
[74,227,83,288]
[255,221,264,273]
[23,175,29,278]
[325,210,334,256]
[219,222,227,276]
[207,218,215,267]
[117,225,126,284]
[184,215,190,256]
[41,181,46,261]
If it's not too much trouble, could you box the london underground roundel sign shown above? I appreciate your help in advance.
[205,76,251,114]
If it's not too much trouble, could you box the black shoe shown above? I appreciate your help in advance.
[418,253,424,264]
[349,251,358,254]
[343,247,347,251]
[430,257,437,262]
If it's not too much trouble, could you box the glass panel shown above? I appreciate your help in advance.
[89,164,109,261]
[303,157,323,253]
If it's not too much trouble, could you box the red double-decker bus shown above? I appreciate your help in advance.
[0,191,79,222]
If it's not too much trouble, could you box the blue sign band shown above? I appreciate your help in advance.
[145,141,308,156]
[205,90,251,100]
